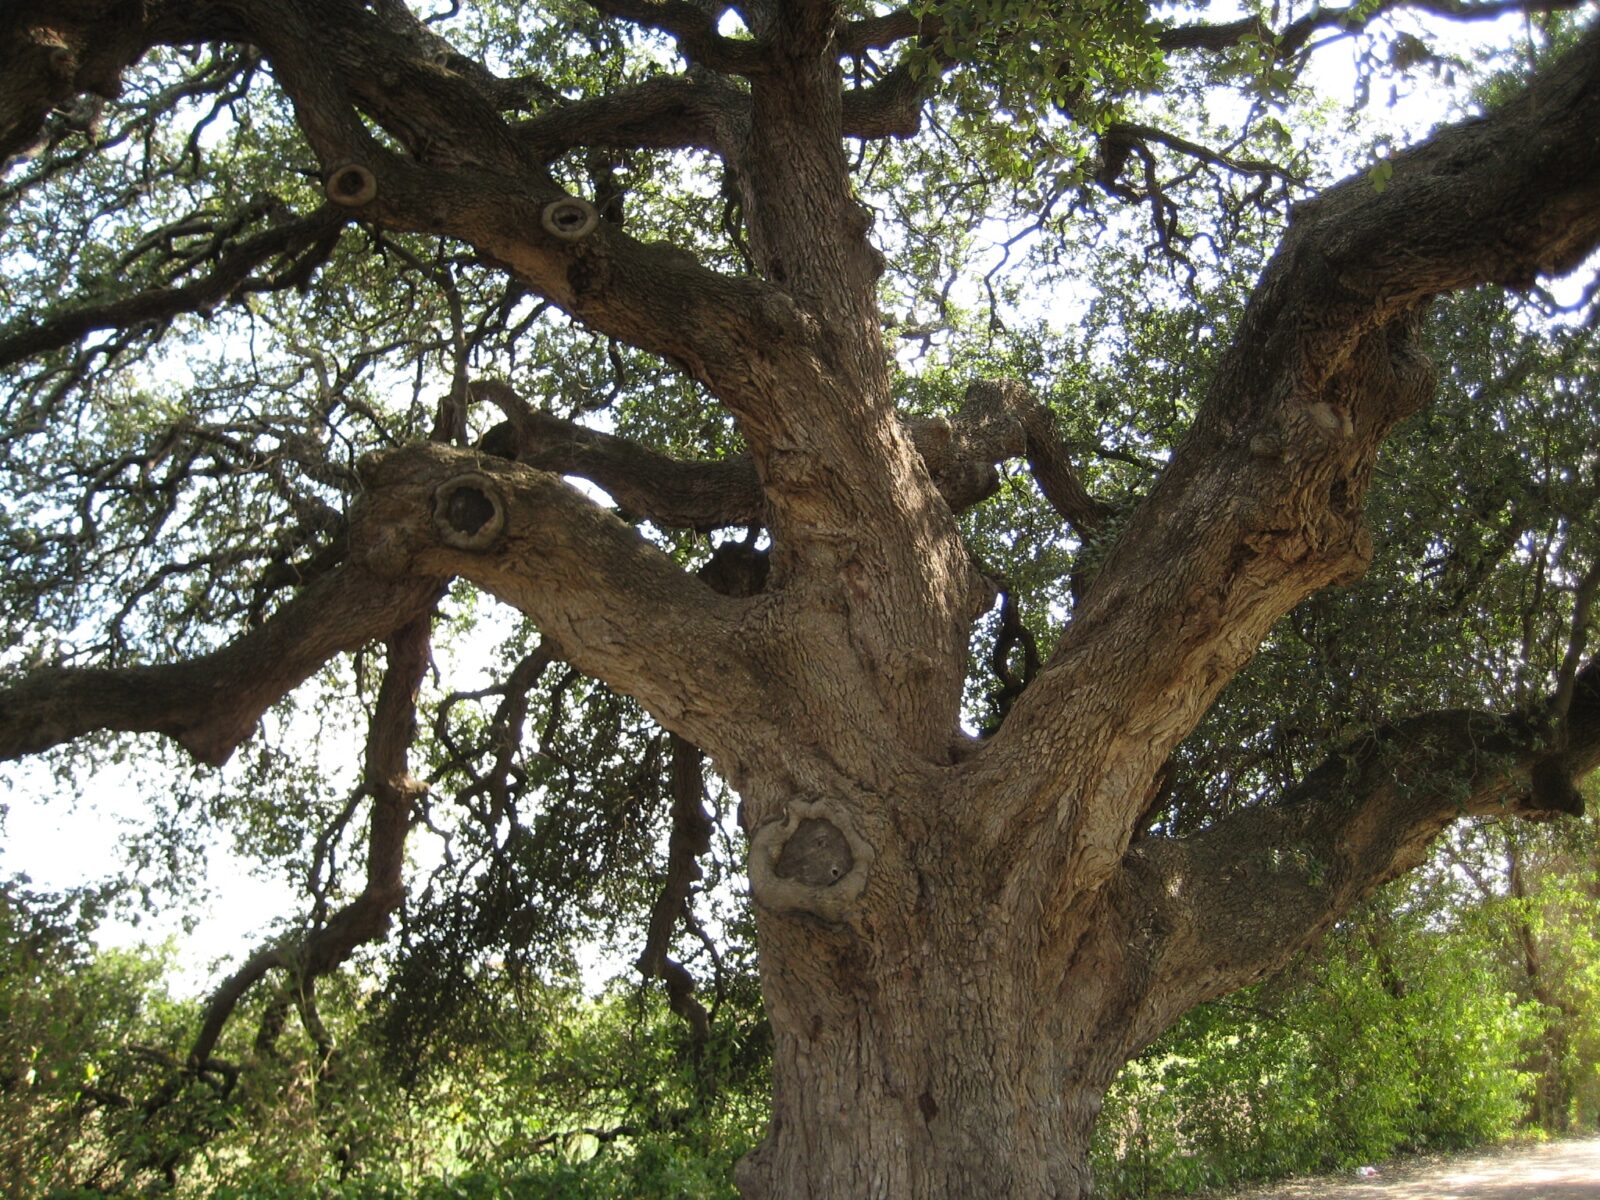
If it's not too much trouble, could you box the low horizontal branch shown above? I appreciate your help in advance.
[0,564,442,766]
[1120,659,1600,1051]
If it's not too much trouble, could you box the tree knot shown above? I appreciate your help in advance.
[748,799,874,923]
[325,162,378,207]
[432,473,506,551]
[541,197,599,242]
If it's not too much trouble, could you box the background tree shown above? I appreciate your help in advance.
[2,1,1600,1197]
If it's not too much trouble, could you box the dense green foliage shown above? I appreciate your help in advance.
[8,791,1600,1198]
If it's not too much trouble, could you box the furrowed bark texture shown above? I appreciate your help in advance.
[4,4,1600,1198]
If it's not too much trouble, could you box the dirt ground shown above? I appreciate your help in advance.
[1218,1135,1600,1199]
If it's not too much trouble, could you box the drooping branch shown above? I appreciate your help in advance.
[433,641,555,819]
[190,612,431,1066]
[0,565,443,766]
[636,733,714,1050]
[1089,121,1297,246]
[1116,658,1600,1053]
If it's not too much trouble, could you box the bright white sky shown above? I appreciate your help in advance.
[0,8,1567,997]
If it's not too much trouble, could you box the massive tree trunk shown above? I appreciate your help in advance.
[3,2,1600,1197]
[741,923,1119,1199]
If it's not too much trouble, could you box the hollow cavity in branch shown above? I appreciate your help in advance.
[325,161,377,206]
[432,473,506,550]
[748,799,874,922]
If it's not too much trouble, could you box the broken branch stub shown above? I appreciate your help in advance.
[541,197,599,241]
[324,161,377,207]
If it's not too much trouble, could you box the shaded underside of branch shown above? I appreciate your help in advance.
[0,566,443,766]
[1119,659,1600,1052]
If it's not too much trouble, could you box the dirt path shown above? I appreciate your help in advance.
[1219,1136,1600,1199]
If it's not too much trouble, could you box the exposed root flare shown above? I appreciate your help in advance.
[541,197,600,241]
[432,473,506,551]
[325,161,378,207]
[748,799,874,922]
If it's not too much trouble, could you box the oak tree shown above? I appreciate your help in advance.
[2,0,1600,1195]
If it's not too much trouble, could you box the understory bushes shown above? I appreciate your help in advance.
[1092,912,1539,1197]
[7,843,1598,1199]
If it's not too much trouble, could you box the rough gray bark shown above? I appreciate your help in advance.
[2,2,1600,1196]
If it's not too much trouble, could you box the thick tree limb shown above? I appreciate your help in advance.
[515,71,750,162]
[472,378,1040,529]
[350,442,774,763]
[0,0,159,166]
[584,0,769,74]
[1116,659,1600,1052]
[839,8,931,55]
[971,23,1600,900]
[0,566,442,766]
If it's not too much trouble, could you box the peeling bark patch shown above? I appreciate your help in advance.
[432,473,506,550]
[774,817,852,886]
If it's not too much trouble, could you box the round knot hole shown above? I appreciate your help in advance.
[326,162,378,207]
[433,474,506,551]
[774,818,853,888]
[541,197,599,242]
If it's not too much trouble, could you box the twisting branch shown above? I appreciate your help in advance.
[584,0,769,73]
[633,537,771,1044]
[984,588,1041,736]
[471,379,765,531]
[434,642,556,822]
[953,380,1113,538]
[1116,658,1600,1053]
[0,207,349,371]
[636,733,714,1051]
[190,613,433,1067]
